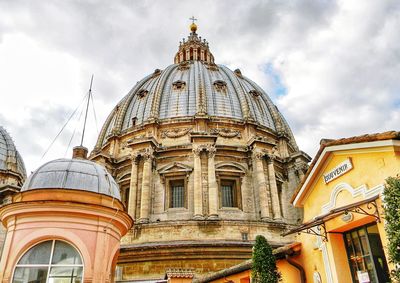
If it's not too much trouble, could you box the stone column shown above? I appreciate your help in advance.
[207,145,218,220]
[295,162,307,181]
[139,148,153,223]
[128,153,139,219]
[193,146,203,220]
[267,154,282,220]
[253,150,271,220]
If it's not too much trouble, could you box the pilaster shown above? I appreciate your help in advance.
[207,145,218,220]
[139,148,154,223]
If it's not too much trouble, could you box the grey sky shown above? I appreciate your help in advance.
[0,0,399,174]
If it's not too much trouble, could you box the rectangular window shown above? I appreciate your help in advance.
[170,180,185,208]
[221,180,235,207]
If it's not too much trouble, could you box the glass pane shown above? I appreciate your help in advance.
[52,241,82,265]
[222,185,234,207]
[13,267,48,283]
[358,229,370,257]
[49,267,83,283]
[172,185,184,208]
[18,241,52,265]
[351,231,363,257]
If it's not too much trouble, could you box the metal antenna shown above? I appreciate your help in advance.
[80,74,94,146]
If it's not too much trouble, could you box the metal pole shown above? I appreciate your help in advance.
[80,74,93,146]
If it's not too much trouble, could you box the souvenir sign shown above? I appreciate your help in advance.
[323,158,353,184]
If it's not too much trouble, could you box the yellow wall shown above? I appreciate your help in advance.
[295,142,400,283]
[206,270,251,283]
[205,259,301,283]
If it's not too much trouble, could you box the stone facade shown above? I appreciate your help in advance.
[90,24,310,281]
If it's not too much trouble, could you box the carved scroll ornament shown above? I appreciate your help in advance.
[211,128,241,139]
[161,128,192,138]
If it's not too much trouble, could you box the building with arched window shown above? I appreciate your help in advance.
[0,146,132,282]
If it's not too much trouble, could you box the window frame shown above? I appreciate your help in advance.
[12,239,84,283]
[217,175,242,209]
[164,175,188,210]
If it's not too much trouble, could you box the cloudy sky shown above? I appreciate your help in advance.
[0,0,399,174]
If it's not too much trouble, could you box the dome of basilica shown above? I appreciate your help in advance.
[95,30,297,150]
[0,126,26,179]
[22,157,120,200]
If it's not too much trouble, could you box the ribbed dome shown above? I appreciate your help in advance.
[22,158,121,200]
[0,126,26,179]
[95,29,298,149]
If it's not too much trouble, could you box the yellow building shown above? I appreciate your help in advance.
[286,131,400,283]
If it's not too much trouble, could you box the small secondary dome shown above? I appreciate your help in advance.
[0,126,26,179]
[22,158,121,200]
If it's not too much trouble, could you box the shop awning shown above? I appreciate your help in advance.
[282,195,380,242]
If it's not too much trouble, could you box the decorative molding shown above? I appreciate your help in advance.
[192,144,206,156]
[215,162,246,174]
[137,89,148,98]
[161,128,192,138]
[172,80,186,90]
[213,80,227,91]
[158,162,193,175]
[131,147,154,161]
[178,61,190,70]
[294,161,308,175]
[158,162,193,184]
[234,68,243,78]
[207,144,216,158]
[142,147,154,160]
[211,128,241,139]
[152,69,161,77]
[249,89,260,97]
[165,268,194,279]
[321,182,384,214]
[206,64,219,71]
[252,149,267,160]
[266,153,276,163]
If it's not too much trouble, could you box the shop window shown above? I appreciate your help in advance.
[13,240,83,283]
[344,224,390,283]
[219,178,241,208]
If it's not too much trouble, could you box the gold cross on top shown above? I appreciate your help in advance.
[189,16,198,24]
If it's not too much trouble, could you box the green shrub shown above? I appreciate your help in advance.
[252,235,281,283]
[384,176,400,282]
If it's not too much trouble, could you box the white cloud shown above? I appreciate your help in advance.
[0,0,399,173]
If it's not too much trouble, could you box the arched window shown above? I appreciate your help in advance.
[13,240,83,283]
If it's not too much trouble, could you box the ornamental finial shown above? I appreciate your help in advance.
[189,16,198,33]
